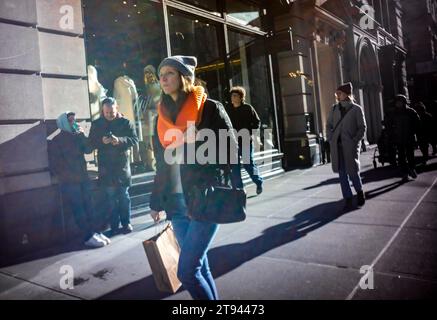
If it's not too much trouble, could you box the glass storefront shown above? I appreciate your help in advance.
[228,29,274,131]
[83,0,167,173]
[177,0,220,15]
[83,0,278,176]
[168,9,227,101]
[225,0,263,30]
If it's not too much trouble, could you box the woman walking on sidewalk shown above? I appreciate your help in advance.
[326,82,367,211]
[149,55,237,300]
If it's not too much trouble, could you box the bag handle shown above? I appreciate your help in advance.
[154,219,169,236]
[332,104,353,134]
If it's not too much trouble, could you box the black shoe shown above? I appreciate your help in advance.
[122,224,133,234]
[256,183,263,195]
[357,191,365,207]
[343,198,354,211]
[408,169,418,179]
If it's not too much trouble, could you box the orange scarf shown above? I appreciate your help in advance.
[157,86,207,148]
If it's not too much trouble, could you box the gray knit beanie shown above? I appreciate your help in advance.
[158,55,197,79]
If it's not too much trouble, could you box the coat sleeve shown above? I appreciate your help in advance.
[249,106,261,130]
[352,105,367,143]
[77,133,94,154]
[210,100,239,165]
[326,105,335,142]
[88,121,104,150]
[48,137,64,177]
[149,121,166,212]
[117,120,139,151]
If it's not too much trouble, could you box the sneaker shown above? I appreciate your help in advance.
[401,174,410,183]
[84,234,106,248]
[97,233,111,245]
[357,191,365,207]
[256,183,263,195]
[408,169,418,179]
[121,224,133,234]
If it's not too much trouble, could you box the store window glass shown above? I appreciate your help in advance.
[168,9,226,102]
[83,0,167,174]
[227,28,276,150]
[225,0,262,30]
[178,0,220,15]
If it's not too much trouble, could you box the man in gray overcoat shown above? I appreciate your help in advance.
[326,82,367,210]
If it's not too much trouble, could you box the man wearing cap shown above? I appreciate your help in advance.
[326,82,367,210]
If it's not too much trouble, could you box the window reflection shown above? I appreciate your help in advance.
[168,9,226,102]
[83,0,167,174]
[178,0,220,15]
[227,28,275,150]
[226,0,262,30]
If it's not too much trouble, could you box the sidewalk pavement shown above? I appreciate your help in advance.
[1,149,436,300]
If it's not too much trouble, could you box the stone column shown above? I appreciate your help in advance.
[0,0,89,259]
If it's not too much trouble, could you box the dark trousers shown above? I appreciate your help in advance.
[321,140,331,164]
[104,186,131,230]
[396,144,416,175]
[231,141,263,188]
[418,140,430,161]
[60,181,95,241]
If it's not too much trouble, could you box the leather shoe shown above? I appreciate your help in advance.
[122,224,133,234]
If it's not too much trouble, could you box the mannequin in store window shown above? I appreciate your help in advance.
[87,65,108,121]
[136,65,161,171]
[113,62,140,164]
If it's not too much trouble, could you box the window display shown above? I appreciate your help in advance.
[83,0,167,174]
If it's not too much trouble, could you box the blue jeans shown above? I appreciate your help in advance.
[338,144,363,199]
[231,141,263,188]
[60,181,95,241]
[104,186,131,230]
[165,194,219,300]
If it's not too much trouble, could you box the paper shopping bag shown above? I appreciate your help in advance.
[143,223,182,293]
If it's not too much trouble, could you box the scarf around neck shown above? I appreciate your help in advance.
[157,86,207,148]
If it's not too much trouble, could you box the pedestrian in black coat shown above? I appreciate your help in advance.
[88,97,139,235]
[149,55,238,300]
[225,86,263,194]
[414,101,434,164]
[392,95,420,182]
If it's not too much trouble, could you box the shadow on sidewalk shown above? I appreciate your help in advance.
[361,165,400,184]
[99,199,350,299]
[303,178,339,190]
[208,199,348,278]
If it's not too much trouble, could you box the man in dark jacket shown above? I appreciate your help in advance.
[89,97,139,235]
[226,86,263,194]
[414,101,434,164]
[50,112,110,248]
[392,95,420,182]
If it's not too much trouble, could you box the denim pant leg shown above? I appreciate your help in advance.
[172,217,219,300]
[171,216,218,300]
[242,142,263,186]
[61,182,93,240]
[230,163,244,189]
[118,186,131,226]
[80,181,96,231]
[165,194,219,300]
[105,186,120,230]
[338,145,353,199]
